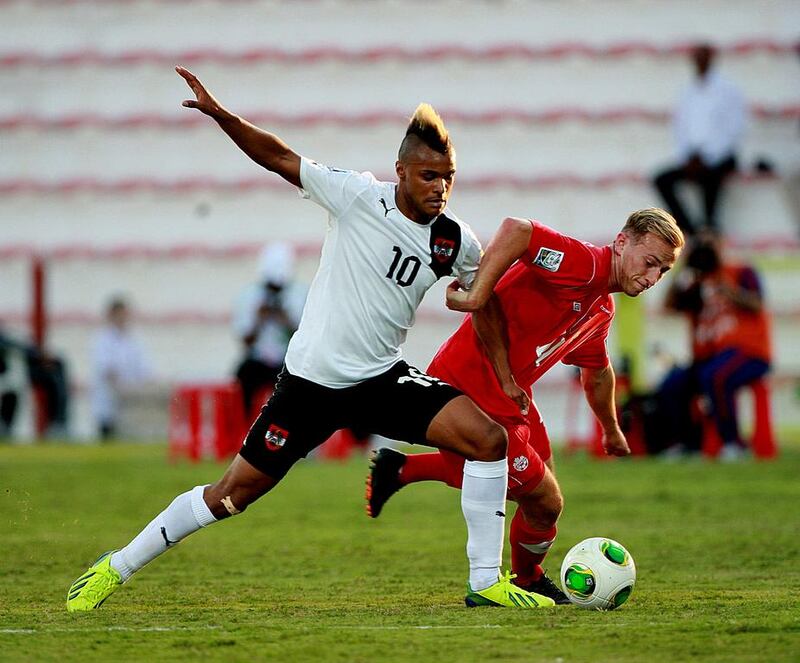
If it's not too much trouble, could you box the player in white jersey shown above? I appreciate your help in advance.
[65,67,554,612]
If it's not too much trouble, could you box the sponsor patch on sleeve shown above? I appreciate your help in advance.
[532,247,565,272]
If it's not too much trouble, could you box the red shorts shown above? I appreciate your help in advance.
[439,400,551,499]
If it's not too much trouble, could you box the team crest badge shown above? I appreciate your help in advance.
[432,238,455,263]
[513,455,529,472]
[533,247,565,272]
[265,424,289,451]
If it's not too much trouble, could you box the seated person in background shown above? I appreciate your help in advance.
[90,297,154,440]
[659,234,771,459]
[0,326,70,438]
[653,43,747,236]
[233,242,306,413]
[0,329,22,438]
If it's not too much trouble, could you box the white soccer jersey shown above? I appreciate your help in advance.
[284,157,482,388]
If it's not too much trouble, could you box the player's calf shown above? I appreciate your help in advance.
[204,455,280,519]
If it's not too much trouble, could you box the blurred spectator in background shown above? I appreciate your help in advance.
[658,234,771,460]
[90,297,153,440]
[653,44,747,236]
[0,326,70,438]
[784,163,800,235]
[0,329,21,438]
[782,114,800,237]
[233,242,306,413]
[783,46,800,237]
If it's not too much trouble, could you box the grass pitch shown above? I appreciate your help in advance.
[1,442,799,662]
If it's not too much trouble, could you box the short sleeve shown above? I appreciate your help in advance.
[454,224,483,289]
[298,157,377,217]
[522,221,599,288]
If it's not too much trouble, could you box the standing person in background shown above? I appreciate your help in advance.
[653,43,747,236]
[233,242,306,415]
[66,67,556,613]
[90,297,153,440]
[659,234,771,460]
[782,116,800,237]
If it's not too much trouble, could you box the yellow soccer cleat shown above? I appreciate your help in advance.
[465,571,555,608]
[66,551,123,613]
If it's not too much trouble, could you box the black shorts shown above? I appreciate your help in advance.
[238,361,462,480]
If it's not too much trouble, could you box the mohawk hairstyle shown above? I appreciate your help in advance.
[398,103,453,160]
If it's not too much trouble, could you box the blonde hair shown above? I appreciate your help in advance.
[622,208,685,249]
[398,103,452,159]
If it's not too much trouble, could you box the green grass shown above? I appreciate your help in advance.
[1,443,799,662]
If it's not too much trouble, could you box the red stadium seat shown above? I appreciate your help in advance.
[168,382,246,462]
[701,378,777,459]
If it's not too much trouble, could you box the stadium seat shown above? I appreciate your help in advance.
[168,382,246,462]
[701,378,778,459]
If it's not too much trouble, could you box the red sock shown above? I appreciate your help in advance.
[510,508,557,586]
[400,452,463,489]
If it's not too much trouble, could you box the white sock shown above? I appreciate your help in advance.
[110,485,217,581]
[461,458,507,591]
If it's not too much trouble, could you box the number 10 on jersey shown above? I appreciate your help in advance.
[386,246,421,287]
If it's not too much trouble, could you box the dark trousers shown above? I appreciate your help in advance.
[657,349,769,451]
[0,391,18,435]
[27,356,69,429]
[653,155,737,235]
[697,349,770,446]
[235,358,281,414]
[657,363,704,452]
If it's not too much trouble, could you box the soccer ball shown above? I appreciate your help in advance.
[560,537,636,610]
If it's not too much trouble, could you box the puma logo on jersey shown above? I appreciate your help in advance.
[379,197,396,217]
[533,247,565,272]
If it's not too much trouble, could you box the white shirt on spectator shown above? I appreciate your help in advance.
[90,326,153,424]
[232,281,307,367]
[673,69,747,167]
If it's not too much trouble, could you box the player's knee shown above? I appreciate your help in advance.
[519,482,563,529]
[539,490,564,527]
[468,422,507,462]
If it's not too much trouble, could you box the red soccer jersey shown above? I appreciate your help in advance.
[428,220,615,424]
[691,264,772,363]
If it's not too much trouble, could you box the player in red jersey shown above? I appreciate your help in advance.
[367,208,684,602]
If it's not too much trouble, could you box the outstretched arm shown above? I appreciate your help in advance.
[472,294,530,416]
[177,66,301,187]
[580,365,630,456]
[446,217,532,312]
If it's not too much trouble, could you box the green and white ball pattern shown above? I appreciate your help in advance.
[560,537,636,610]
